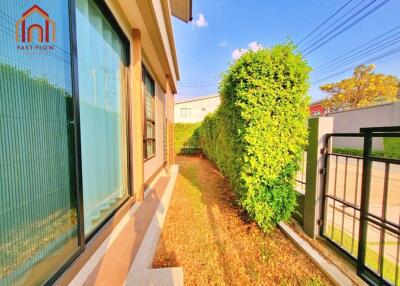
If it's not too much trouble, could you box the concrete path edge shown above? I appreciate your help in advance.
[124,165,182,286]
[279,222,359,286]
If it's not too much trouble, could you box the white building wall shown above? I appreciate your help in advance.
[327,102,400,150]
[174,96,221,123]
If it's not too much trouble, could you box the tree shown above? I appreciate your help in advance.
[320,64,399,111]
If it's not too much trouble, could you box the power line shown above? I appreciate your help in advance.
[312,29,400,77]
[312,45,400,83]
[296,0,354,46]
[313,37,400,77]
[290,0,336,40]
[178,79,219,88]
[312,25,400,72]
[299,0,369,50]
[303,0,391,55]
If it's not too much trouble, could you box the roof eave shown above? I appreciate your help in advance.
[170,0,192,23]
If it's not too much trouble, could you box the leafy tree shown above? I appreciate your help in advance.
[320,64,399,111]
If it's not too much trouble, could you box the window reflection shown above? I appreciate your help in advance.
[76,0,129,235]
[0,1,79,285]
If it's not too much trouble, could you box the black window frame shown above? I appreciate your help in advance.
[45,0,132,284]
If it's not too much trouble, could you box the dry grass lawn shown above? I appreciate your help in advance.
[153,155,332,286]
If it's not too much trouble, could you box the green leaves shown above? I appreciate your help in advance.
[198,43,310,231]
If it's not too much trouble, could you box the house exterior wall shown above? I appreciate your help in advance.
[174,95,221,123]
[327,102,400,150]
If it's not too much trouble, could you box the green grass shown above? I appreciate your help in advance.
[384,137,400,160]
[326,224,400,284]
[174,123,201,154]
[333,136,400,160]
[332,148,385,158]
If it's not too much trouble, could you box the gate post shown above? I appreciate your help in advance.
[357,130,373,276]
[303,117,334,238]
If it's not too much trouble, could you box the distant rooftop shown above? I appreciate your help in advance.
[310,98,325,106]
[175,94,220,104]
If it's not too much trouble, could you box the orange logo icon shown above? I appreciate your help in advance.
[16,5,56,43]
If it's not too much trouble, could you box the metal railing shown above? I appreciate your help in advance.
[321,127,400,286]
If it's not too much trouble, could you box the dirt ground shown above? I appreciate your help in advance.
[153,155,332,286]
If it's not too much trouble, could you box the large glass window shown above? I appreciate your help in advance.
[76,0,130,235]
[0,1,79,285]
[143,66,156,159]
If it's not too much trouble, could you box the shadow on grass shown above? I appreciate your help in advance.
[177,154,267,285]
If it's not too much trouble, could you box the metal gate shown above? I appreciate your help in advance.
[321,127,400,285]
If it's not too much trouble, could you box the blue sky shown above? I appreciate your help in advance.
[172,0,400,101]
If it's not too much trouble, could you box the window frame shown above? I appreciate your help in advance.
[142,65,156,160]
[181,107,191,117]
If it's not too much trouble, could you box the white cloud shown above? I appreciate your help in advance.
[219,40,227,47]
[231,41,263,60]
[192,13,208,28]
[231,48,248,60]
[248,41,262,52]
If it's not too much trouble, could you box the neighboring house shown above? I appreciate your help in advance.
[175,94,221,123]
[0,0,191,285]
[309,99,326,117]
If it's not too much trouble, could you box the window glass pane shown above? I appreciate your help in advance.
[146,140,155,158]
[0,1,79,285]
[76,0,129,235]
[146,91,153,119]
[147,121,154,138]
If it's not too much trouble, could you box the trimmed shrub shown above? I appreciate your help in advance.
[174,123,201,154]
[199,43,311,231]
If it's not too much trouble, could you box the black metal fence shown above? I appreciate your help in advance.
[321,127,400,286]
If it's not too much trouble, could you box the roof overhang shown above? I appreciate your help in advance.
[170,0,192,23]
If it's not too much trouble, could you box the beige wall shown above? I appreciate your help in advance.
[174,96,221,123]
[327,102,400,150]
[144,81,166,182]
[107,0,177,191]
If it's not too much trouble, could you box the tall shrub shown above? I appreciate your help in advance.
[199,43,311,230]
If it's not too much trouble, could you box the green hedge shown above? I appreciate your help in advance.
[174,123,201,154]
[198,43,311,231]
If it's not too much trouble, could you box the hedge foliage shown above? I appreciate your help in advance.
[174,123,201,154]
[198,43,311,230]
